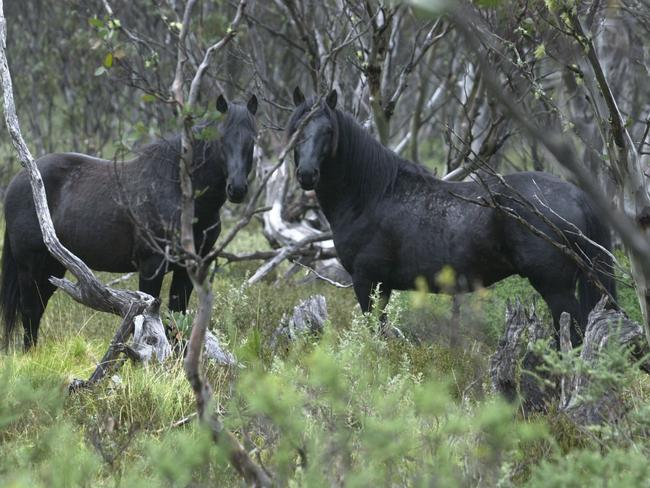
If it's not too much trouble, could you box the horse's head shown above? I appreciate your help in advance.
[287,87,338,191]
[216,94,258,203]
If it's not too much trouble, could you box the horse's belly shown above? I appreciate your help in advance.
[370,239,514,293]
[61,238,136,273]
[56,221,137,273]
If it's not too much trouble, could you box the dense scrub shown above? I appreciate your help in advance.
[1,219,649,487]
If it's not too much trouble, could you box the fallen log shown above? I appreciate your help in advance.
[204,329,237,366]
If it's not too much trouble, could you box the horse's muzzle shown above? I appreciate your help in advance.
[296,167,319,190]
[226,182,248,203]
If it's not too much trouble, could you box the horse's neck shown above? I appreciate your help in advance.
[136,142,226,216]
[193,153,225,188]
[191,152,227,218]
[315,123,392,224]
[315,116,443,227]
[314,165,352,225]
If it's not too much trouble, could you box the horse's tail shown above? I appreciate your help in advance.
[1,229,20,349]
[578,210,616,323]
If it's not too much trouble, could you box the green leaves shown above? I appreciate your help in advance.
[196,125,220,142]
[89,14,124,76]
[88,17,103,29]
[169,21,183,33]
[93,52,113,76]
[144,51,159,69]
[544,0,577,14]
[475,0,504,7]
[103,52,113,68]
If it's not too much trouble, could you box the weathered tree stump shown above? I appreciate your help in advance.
[560,297,650,425]
[490,300,556,411]
[270,295,328,348]
[204,329,237,366]
[491,296,650,427]
[129,305,173,363]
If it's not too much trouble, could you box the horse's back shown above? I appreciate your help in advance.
[341,169,603,292]
[340,170,509,290]
[4,152,137,272]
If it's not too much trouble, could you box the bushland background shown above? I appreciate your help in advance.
[2,0,650,486]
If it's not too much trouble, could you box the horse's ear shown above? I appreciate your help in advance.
[247,94,258,115]
[293,86,305,107]
[325,89,337,110]
[216,94,229,114]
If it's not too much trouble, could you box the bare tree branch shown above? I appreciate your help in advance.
[168,2,272,485]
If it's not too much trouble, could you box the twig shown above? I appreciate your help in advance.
[450,167,616,304]
[169,1,272,486]
[639,116,650,155]
[294,261,352,288]
[106,272,136,287]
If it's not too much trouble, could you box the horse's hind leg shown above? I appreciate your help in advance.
[532,282,582,346]
[353,279,373,314]
[17,256,65,350]
[169,268,193,313]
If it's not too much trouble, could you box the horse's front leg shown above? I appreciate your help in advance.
[353,277,396,336]
[138,256,166,299]
[169,268,194,313]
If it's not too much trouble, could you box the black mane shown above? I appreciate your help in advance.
[135,101,255,175]
[333,109,433,205]
[288,98,434,206]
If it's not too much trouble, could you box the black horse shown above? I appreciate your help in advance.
[1,95,258,350]
[288,88,615,343]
